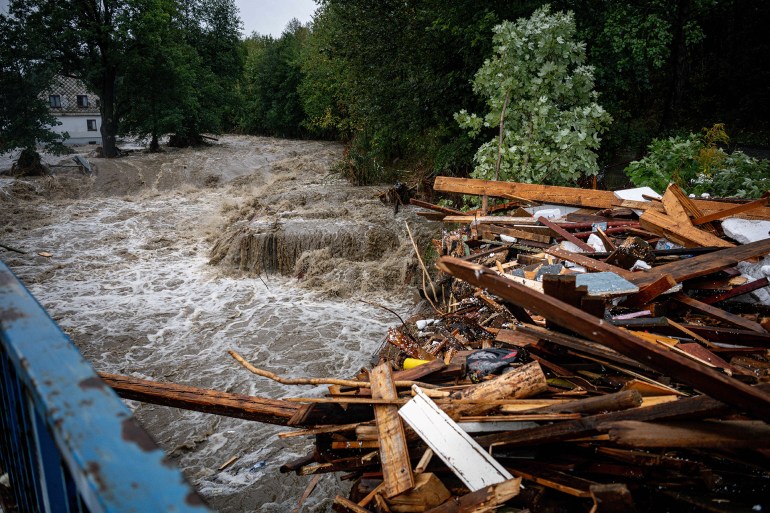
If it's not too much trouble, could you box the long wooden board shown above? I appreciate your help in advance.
[436,257,770,422]
[434,176,770,220]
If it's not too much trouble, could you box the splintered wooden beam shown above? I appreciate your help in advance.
[409,198,463,216]
[673,293,767,333]
[370,363,414,498]
[538,216,596,252]
[99,372,300,425]
[621,274,677,308]
[436,257,770,422]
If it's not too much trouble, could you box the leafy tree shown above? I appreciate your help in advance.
[456,5,611,185]
[0,6,67,173]
[240,20,308,138]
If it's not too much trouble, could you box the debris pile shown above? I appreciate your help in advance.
[105,177,770,512]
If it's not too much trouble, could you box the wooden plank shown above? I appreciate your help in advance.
[594,227,616,252]
[434,176,617,208]
[661,184,693,224]
[533,390,642,415]
[434,176,770,220]
[673,293,766,333]
[398,386,514,492]
[589,484,636,513]
[639,209,733,248]
[384,473,451,513]
[436,257,770,422]
[539,216,596,252]
[370,363,414,498]
[99,372,300,425]
[606,420,770,448]
[700,277,769,304]
[334,495,374,513]
[692,194,770,225]
[422,478,521,513]
[441,216,540,225]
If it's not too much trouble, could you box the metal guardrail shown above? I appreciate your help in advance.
[0,261,210,512]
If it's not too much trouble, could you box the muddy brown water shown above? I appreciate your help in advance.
[0,136,438,512]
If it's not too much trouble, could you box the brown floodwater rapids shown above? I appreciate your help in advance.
[0,136,439,512]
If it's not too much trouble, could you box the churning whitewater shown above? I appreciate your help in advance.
[0,136,436,512]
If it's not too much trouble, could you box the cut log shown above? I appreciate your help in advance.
[436,256,770,422]
[445,361,548,417]
[371,363,415,498]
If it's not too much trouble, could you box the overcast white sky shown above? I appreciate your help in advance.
[0,0,319,38]
[235,0,318,38]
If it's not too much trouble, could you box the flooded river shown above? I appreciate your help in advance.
[0,136,435,511]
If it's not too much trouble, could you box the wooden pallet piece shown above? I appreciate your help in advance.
[398,386,514,492]
[371,363,415,498]
[436,256,770,422]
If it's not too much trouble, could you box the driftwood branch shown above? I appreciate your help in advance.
[228,350,437,389]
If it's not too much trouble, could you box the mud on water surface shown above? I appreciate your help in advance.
[0,136,440,512]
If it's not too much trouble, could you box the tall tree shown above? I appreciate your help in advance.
[455,5,611,185]
[0,5,67,172]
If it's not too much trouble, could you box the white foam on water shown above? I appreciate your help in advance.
[3,158,413,511]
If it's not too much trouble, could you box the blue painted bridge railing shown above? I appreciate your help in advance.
[0,261,211,513]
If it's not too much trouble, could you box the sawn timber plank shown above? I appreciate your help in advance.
[436,256,770,422]
[370,362,415,498]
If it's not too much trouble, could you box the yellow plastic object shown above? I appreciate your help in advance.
[403,358,431,370]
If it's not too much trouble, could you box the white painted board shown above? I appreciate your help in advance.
[398,386,513,491]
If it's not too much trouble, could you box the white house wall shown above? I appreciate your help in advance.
[53,115,102,146]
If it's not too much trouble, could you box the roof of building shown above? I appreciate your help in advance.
[44,76,101,115]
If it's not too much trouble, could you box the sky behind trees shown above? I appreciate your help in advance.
[235,0,316,37]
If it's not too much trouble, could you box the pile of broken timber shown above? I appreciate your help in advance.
[101,177,770,512]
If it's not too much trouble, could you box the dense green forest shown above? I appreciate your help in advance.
[2,0,769,191]
[239,0,770,190]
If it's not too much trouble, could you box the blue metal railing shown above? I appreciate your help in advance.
[0,261,211,512]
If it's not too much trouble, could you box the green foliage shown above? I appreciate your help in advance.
[456,5,611,185]
[239,20,308,138]
[0,8,67,157]
[627,124,770,199]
